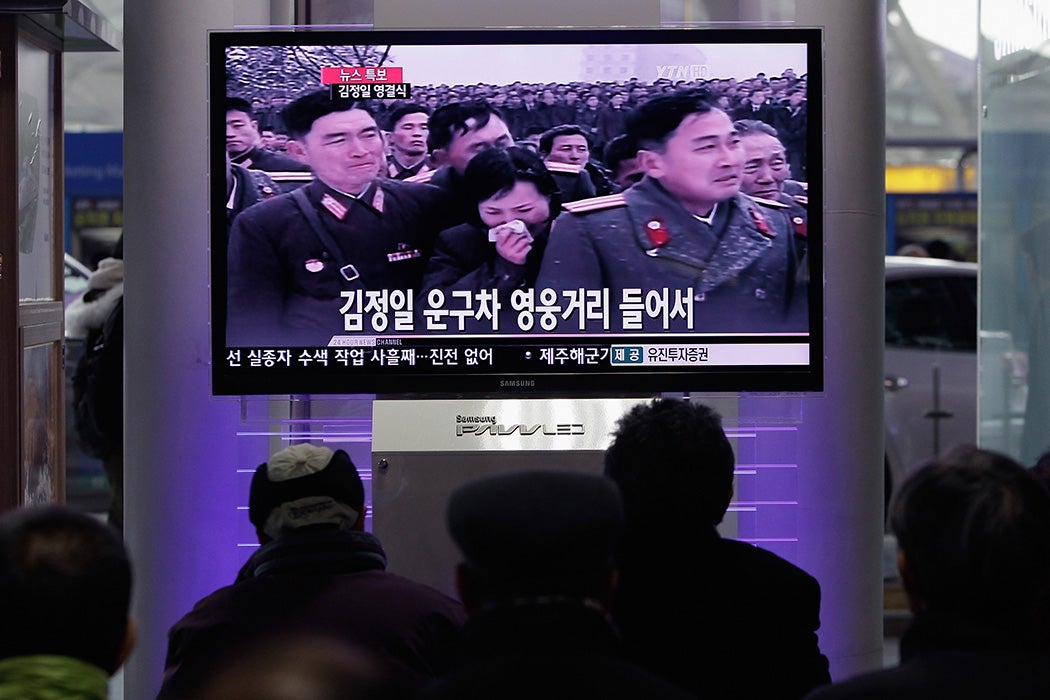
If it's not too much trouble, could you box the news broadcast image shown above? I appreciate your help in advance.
[214,29,821,394]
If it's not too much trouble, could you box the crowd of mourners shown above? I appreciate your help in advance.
[239,69,809,184]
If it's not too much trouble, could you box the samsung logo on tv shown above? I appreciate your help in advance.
[499,379,535,388]
[456,423,585,437]
[456,415,496,424]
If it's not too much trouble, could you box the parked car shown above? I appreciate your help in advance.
[883,255,1027,513]
[64,252,91,307]
[63,253,111,511]
[884,255,977,508]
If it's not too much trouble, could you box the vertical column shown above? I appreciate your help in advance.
[793,0,887,679]
[122,1,270,697]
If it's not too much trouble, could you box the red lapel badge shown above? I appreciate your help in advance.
[645,218,671,255]
[792,216,807,238]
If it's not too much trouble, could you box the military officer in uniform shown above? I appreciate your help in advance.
[227,91,450,347]
[226,151,278,236]
[385,103,433,180]
[226,97,310,175]
[537,125,606,201]
[735,119,808,262]
[536,90,806,333]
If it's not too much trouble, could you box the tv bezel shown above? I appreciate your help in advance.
[210,26,824,397]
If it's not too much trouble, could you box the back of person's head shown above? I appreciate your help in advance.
[603,134,639,173]
[0,505,133,674]
[462,146,561,215]
[426,99,502,153]
[281,90,375,140]
[447,470,623,609]
[626,88,718,152]
[249,444,365,542]
[605,399,735,529]
[891,445,1050,636]
[194,634,405,700]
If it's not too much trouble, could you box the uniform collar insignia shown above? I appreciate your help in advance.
[321,192,348,220]
[322,182,384,219]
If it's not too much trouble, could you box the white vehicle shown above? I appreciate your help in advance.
[64,252,91,307]
[884,256,979,507]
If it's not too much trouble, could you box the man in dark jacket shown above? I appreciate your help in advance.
[536,89,806,334]
[227,91,450,346]
[160,445,466,699]
[226,97,310,174]
[225,152,278,235]
[805,447,1050,700]
[605,398,831,700]
[422,471,692,700]
[731,88,777,126]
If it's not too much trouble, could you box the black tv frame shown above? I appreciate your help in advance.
[210,27,823,396]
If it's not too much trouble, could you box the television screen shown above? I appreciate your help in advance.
[211,27,822,395]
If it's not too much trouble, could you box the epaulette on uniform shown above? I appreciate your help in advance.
[544,161,584,175]
[405,169,436,184]
[269,171,315,184]
[562,193,628,214]
[745,194,789,209]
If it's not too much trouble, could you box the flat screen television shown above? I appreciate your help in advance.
[211,27,822,395]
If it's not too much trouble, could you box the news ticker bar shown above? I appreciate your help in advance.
[306,340,809,367]
[609,343,809,366]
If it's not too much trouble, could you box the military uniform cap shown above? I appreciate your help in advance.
[447,470,623,581]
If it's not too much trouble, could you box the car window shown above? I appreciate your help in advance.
[885,275,976,351]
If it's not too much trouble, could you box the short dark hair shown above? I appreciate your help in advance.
[281,89,375,140]
[626,88,719,152]
[604,399,735,528]
[226,97,255,119]
[448,471,623,601]
[427,100,504,153]
[192,634,397,700]
[386,103,430,131]
[1032,450,1050,493]
[462,146,561,224]
[734,119,779,139]
[603,134,640,173]
[891,446,1050,636]
[0,506,132,673]
[538,125,589,156]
